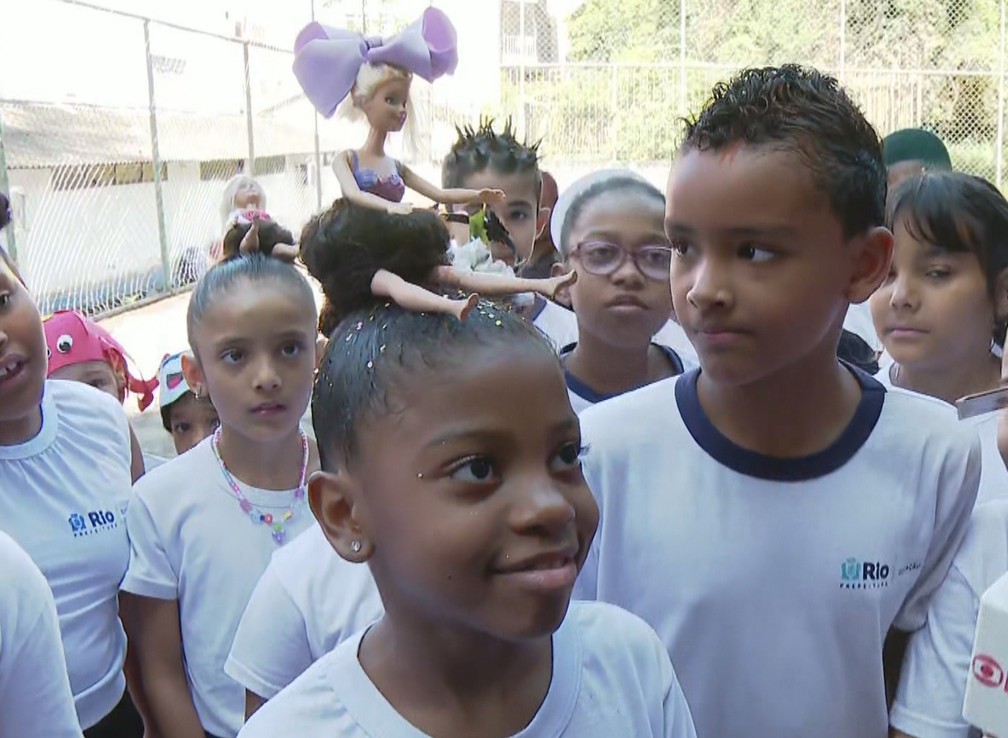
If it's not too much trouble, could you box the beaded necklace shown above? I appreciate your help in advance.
[210,427,308,545]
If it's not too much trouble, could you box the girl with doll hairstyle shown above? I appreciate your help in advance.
[236,251,697,738]
[300,198,574,334]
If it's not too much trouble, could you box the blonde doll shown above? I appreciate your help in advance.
[293,9,573,321]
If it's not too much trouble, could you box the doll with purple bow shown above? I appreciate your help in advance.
[292,8,575,321]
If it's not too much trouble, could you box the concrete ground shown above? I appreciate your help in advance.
[98,277,324,463]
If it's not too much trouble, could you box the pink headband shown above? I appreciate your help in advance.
[44,310,158,411]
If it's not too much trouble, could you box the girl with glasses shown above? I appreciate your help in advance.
[550,170,688,413]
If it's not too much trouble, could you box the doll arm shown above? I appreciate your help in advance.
[333,152,412,214]
[399,163,504,206]
[372,269,477,321]
[433,265,576,300]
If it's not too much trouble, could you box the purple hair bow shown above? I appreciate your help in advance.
[293,7,459,119]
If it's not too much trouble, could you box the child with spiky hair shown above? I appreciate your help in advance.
[442,117,579,349]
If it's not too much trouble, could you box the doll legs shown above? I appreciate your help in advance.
[371,269,478,321]
[433,266,577,299]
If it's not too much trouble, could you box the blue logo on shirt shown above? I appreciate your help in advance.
[68,510,118,538]
[68,513,87,533]
[840,557,890,589]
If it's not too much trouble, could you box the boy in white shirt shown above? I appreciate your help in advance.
[574,64,980,738]
[441,118,579,350]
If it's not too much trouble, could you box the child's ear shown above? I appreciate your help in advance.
[846,226,894,304]
[551,260,574,309]
[180,353,206,398]
[535,206,551,241]
[308,469,373,562]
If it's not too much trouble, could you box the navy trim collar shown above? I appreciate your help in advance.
[674,364,885,481]
[562,343,685,405]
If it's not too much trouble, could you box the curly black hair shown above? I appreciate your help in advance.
[682,65,886,238]
[312,297,556,468]
[441,117,542,197]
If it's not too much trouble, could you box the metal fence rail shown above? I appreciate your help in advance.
[1,0,1004,316]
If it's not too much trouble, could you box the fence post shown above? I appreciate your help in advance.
[838,0,847,83]
[0,108,18,266]
[143,20,171,293]
[243,42,256,174]
[610,64,619,162]
[679,0,687,115]
[518,0,527,140]
[997,0,1006,189]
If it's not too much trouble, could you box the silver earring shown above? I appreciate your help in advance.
[350,540,362,553]
[192,386,202,400]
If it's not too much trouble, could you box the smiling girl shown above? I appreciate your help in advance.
[238,293,696,736]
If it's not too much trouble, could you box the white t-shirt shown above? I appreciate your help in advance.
[225,524,384,699]
[844,300,882,351]
[875,365,1007,506]
[122,436,315,738]
[0,379,131,729]
[560,342,685,415]
[531,297,579,351]
[965,413,1006,507]
[890,499,1008,738]
[0,530,84,738]
[237,601,696,738]
[574,368,980,738]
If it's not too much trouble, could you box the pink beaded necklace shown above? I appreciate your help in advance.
[210,427,308,545]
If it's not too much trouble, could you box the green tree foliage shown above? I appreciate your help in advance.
[517,0,1004,173]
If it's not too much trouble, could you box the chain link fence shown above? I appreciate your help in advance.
[499,0,1007,187]
[1,0,1005,316]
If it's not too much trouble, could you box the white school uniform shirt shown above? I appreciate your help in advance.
[877,364,1007,506]
[0,379,131,729]
[844,300,882,351]
[225,524,384,699]
[560,342,686,415]
[0,530,84,738]
[531,296,579,351]
[122,436,315,738]
[237,601,697,738]
[574,368,980,738]
[890,499,1008,738]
